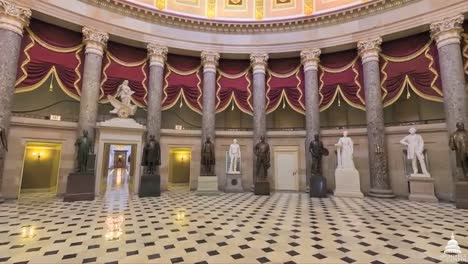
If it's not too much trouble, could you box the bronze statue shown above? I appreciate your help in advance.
[309,134,329,176]
[0,127,7,153]
[75,130,92,172]
[449,122,468,179]
[141,135,161,175]
[201,136,215,175]
[254,136,270,181]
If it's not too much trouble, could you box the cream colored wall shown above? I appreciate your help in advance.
[1,117,77,198]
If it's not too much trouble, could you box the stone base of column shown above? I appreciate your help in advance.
[225,173,244,193]
[368,188,395,198]
[408,176,438,203]
[196,176,220,196]
[455,180,468,209]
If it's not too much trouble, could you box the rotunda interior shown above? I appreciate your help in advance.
[0,0,467,263]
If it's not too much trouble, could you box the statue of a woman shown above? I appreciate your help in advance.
[335,131,355,169]
[116,80,134,107]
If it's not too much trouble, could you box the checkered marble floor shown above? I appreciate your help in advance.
[1,186,468,264]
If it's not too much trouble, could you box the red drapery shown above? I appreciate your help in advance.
[267,58,305,114]
[163,54,202,114]
[380,32,443,106]
[216,59,253,114]
[15,19,84,100]
[100,42,149,107]
[319,50,365,111]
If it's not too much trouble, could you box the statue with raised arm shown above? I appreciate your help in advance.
[400,127,429,176]
[228,139,241,173]
[141,135,161,175]
[108,80,137,118]
[75,130,92,172]
[309,134,329,176]
[254,136,270,181]
[201,137,215,175]
[335,131,355,169]
[449,122,468,179]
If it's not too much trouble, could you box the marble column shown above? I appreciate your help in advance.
[0,1,31,202]
[358,37,394,198]
[250,53,269,182]
[300,48,321,181]
[77,27,108,141]
[146,43,168,141]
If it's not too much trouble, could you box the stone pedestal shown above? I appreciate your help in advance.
[196,176,219,195]
[455,180,468,209]
[310,175,327,198]
[334,168,364,198]
[64,172,95,202]
[139,174,160,197]
[254,181,270,195]
[225,173,243,193]
[408,176,438,203]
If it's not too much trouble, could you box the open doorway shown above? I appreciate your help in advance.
[168,147,191,191]
[19,142,62,198]
[100,143,136,195]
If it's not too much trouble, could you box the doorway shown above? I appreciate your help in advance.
[274,147,299,191]
[168,147,191,190]
[100,143,136,195]
[19,142,62,198]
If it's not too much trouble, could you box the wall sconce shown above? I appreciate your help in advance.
[21,225,35,238]
[32,151,43,160]
[180,155,186,162]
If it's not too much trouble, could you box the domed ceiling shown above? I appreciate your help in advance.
[127,0,369,21]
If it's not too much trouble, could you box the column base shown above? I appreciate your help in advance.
[196,176,220,196]
[455,180,468,209]
[225,173,244,193]
[64,172,96,202]
[139,174,161,197]
[368,188,395,198]
[408,176,438,203]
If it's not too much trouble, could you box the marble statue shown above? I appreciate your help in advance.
[449,122,468,179]
[228,139,241,173]
[309,134,329,175]
[75,130,92,172]
[335,131,355,169]
[254,136,270,181]
[0,127,7,153]
[141,135,161,175]
[201,137,215,175]
[400,127,429,176]
[108,80,137,118]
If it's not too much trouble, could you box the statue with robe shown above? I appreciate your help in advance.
[309,134,329,176]
[400,127,429,176]
[0,127,7,158]
[75,130,92,172]
[449,122,468,179]
[254,136,270,181]
[108,80,137,118]
[201,136,215,175]
[141,134,161,175]
[335,131,355,169]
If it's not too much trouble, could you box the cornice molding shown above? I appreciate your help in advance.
[79,0,417,33]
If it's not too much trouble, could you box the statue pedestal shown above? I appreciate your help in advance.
[139,174,160,197]
[196,176,220,195]
[225,173,243,193]
[334,168,363,198]
[408,175,438,203]
[455,180,468,209]
[310,175,327,198]
[64,172,95,202]
[254,181,270,195]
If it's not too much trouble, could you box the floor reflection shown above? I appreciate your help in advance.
[103,168,131,215]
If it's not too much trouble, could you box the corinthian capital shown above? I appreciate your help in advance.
[147,43,168,68]
[82,27,108,56]
[201,51,220,73]
[0,0,31,36]
[250,53,269,74]
[357,37,382,64]
[430,14,464,49]
[300,48,321,72]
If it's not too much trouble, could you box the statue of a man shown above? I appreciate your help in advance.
[309,134,329,176]
[254,136,270,181]
[400,127,429,176]
[335,131,355,169]
[228,139,241,173]
[0,127,7,159]
[449,122,468,179]
[141,135,161,175]
[75,130,92,172]
[201,136,215,175]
